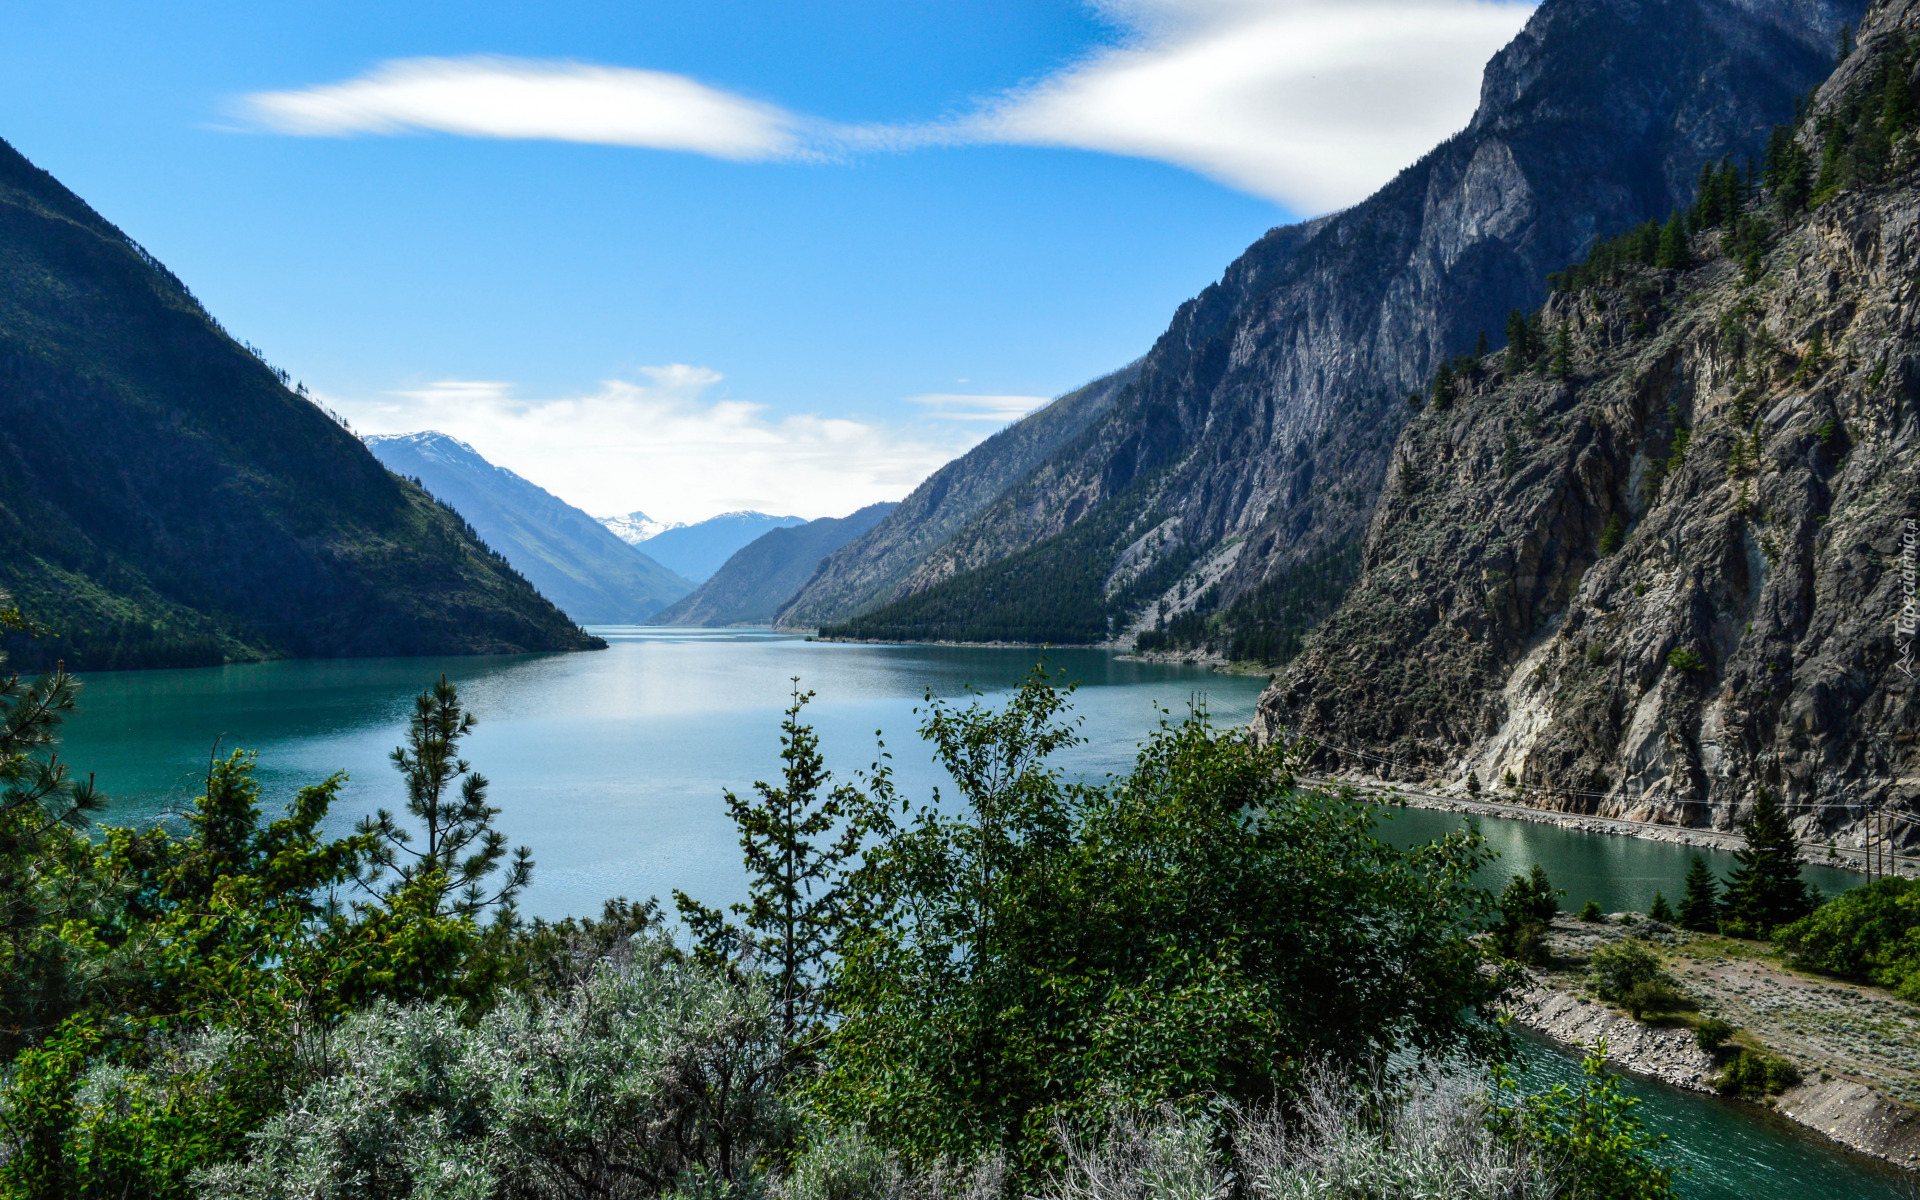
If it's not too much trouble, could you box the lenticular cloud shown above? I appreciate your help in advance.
[239,0,1535,210]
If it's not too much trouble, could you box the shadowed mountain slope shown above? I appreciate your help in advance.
[633,512,807,583]
[656,502,898,627]
[773,364,1139,630]
[0,138,600,671]
[366,433,694,625]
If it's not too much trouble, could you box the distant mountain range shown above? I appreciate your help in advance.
[0,137,597,671]
[600,510,682,546]
[365,433,694,624]
[657,503,897,627]
[623,512,808,583]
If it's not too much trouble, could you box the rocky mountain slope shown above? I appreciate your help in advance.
[774,365,1138,630]
[820,0,1861,647]
[656,502,896,627]
[366,432,693,624]
[1255,0,1920,849]
[633,511,806,583]
[0,139,599,671]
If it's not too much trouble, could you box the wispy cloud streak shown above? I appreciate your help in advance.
[239,0,1534,209]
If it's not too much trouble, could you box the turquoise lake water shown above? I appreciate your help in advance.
[45,628,1906,1197]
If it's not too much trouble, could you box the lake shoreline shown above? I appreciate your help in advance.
[1318,772,1915,879]
[1511,915,1920,1171]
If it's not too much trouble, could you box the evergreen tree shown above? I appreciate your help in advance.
[362,675,532,920]
[676,681,888,1053]
[1550,322,1574,378]
[1647,892,1675,923]
[1475,329,1490,358]
[1654,213,1691,270]
[1431,361,1456,410]
[1720,792,1815,936]
[1678,854,1721,932]
[1504,309,1531,376]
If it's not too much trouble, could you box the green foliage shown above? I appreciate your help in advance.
[1495,865,1561,964]
[1432,362,1457,411]
[1550,323,1574,379]
[1589,943,1687,1020]
[1489,1044,1674,1200]
[1666,648,1706,673]
[361,675,532,921]
[1653,214,1692,271]
[676,682,887,1055]
[1598,515,1626,556]
[1548,222,1663,293]
[1579,900,1604,923]
[1806,36,1920,207]
[1775,876,1920,1000]
[1647,893,1675,924]
[1715,1049,1801,1098]
[1505,309,1542,375]
[196,944,791,1199]
[1719,792,1815,937]
[817,670,1511,1175]
[1678,855,1721,933]
[1694,1017,1735,1053]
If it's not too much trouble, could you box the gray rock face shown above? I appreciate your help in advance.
[825,0,1862,644]
[1255,0,1920,848]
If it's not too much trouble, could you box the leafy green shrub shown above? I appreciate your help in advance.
[1694,1017,1736,1054]
[1579,900,1603,923]
[1489,1043,1674,1199]
[1715,1050,1801,1098]
[1589,943,1687,1019]
[1666,648,1706,673]
[1775,876,1920,999]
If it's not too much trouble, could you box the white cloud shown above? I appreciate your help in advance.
[909,393,1052,422]
[243,56,804,160]
[238,1,1533,209]
[956,0,1535,212]
[327,367,984,523]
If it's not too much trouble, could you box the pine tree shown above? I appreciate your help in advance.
[1431,362,1455,411]
[675,681,889,1053]
[1505,309,1531,376]
[362,675,531,920]
[1720,791,1815,936]
[1647,892,1675,923]
[1678,854,1720,932]
[1550,322,1574,378]
[1475,329,1490,358]
[1655,212,1691,270]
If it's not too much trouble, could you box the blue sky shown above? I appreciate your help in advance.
[0,0,1531,522]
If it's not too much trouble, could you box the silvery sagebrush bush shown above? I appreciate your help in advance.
[774,1128,1003,1200]
[1234,1062,1554,1200]
[196,935,791,1200]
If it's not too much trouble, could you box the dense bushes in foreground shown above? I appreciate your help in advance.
[0,594,1674,1198]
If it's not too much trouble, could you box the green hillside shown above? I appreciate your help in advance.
[0,138,600,670]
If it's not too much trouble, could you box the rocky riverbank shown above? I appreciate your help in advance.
[1509,913,1920,1167]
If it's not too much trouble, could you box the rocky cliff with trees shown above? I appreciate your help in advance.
[1255,0,1920,850]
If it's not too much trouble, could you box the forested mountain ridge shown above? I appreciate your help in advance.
[0,138,601,670]
[657,502,896,627]
[1256,0,1920,845]
[366,433,693,625]
[822,0,1862,647]
[772,364,1138,629]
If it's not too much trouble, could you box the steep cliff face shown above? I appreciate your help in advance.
[1255,0,1920,849]
[0,138,600,670]
[824,0,1861,647]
